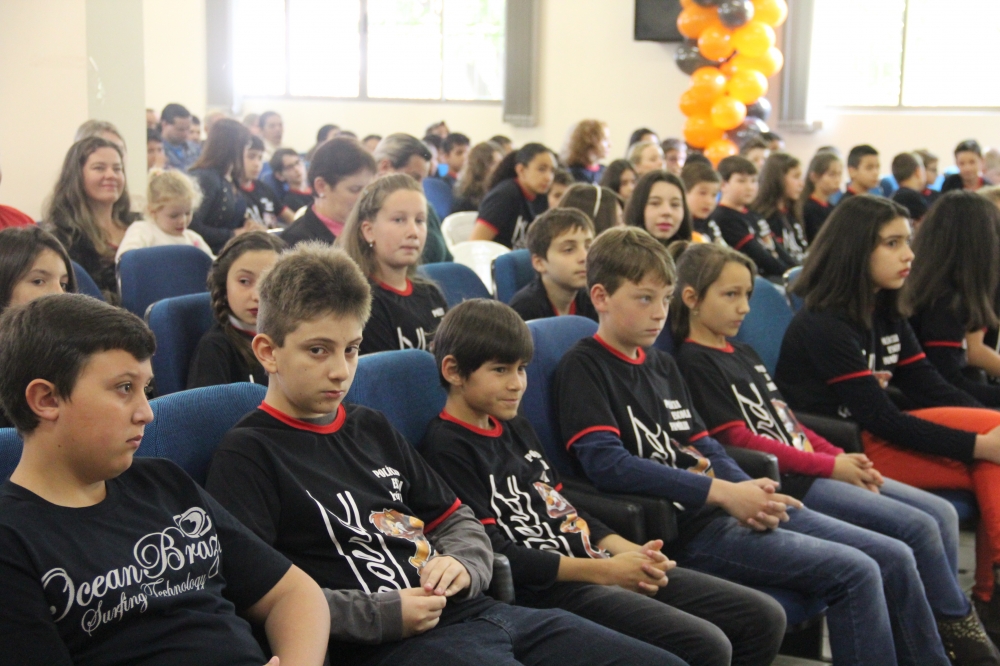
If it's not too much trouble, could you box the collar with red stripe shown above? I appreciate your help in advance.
[809,195,830,208]
[585,163,601,173]
[439,410,503,437]
[594,334,645,364]
[685,337,735,353]
[241,181,256,193]
[375,278,413,297]
[720,203,749,214]
[845,185,860,195]
[515,179,537,202]
[259,401,347,434]
[550,297,577,317]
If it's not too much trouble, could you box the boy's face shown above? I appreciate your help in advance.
[593,273,672,349]
[744,147,768,172]
[453,360,528,422]
[535,226,593,291]
[685,181,719,220]
[243,147,264,181]
[956,151,983,183]
[924,160,938,186]
[848,155,881,190]
[259,313,364,419]
[720,173,757,207]
[546,181,569,209]
[46,350,154,483]
[189,122,202,144]
[146,139,165,171]
[280,154,306,188]
[443,144,469,174]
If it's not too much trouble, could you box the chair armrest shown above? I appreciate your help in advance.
[560,477,678,544]
[487,553,515,603]
[723,446,779,482]
[795,412,863,453]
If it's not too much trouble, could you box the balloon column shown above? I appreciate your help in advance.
[675,0,787,165]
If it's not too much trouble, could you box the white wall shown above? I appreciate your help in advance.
[143,0,207,122]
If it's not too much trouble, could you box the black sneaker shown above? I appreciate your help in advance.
[940,606,1000,666]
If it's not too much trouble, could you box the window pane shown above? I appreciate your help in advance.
[901,0,1000,107]
[288,0,361,97]
[809,0,905,107]
[232,0,286,96]
[442,0,504,100]
[367,0,443,99]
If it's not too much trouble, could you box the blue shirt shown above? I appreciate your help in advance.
[164,140,202,172]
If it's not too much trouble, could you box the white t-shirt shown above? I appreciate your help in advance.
[115,220,215,261]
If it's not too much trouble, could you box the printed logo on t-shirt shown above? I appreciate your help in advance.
[866,334,899,388]
[432,307,446,318]
[398,327,429,350]
[732,383,812,451]
[627,404,713,476]
[511,216,529,249]
[755,218,777,251]
[708,220,728,246]
[370,510,432,570]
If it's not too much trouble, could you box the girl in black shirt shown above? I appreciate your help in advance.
[599,159,638,206]
[452,141,504,213]
[751,153,807,263]
[188,231,286,388]
[624,171,692,245]
[798,150,842,243]
[338,174,448,354]
[471,143,556,248]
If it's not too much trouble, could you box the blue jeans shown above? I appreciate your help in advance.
[804,477,969,618]
[679,507,950,666]
[364,603,689,666]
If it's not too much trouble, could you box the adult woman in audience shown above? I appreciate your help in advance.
[189,118,264,254]
[558,183,624,234]
[44,137,131,301]
[470,143,556,249]
[305,123,340,163]
[453,141,504,213]
[625,170,692,245]
[280,136,376,247]
[628,140,667,177]
[563,119,611,184]
[600,158,638,205]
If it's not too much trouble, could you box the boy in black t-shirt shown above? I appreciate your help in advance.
[204,244,681,666]
[270,148,314,214]
[422,298,786,666]
[680,161,725,245]
[0,294,329,666]
[890,152,930,226]
[843,144,881,200]
[240,136,292,229]
[508,208,598,322]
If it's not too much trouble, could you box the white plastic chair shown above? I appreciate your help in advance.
[441,211,478,251]
[450,240,509,296]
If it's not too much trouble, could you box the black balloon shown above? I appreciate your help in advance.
[692,0,720,6]
[675,40,715,75]
[718,0,754,28]
[726,117,770,147]
[746,97,772,121]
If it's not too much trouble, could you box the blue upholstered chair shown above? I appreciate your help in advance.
[492,249,534,304]
[145,293,215,396]
[419,262,491,307]
[423,177,454,219]
[733,277,794,376]
[117,245,213,317]
[72,261,105,301]
[784,266,804,313]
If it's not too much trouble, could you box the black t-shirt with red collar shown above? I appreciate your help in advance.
[477,179,537,249]
[802,196,832,243]
[693,217,726,245]
[238,180,286,229]
[837,184,865,203]
[775,306,981,462]
[709,204,795,277]
[280,187,315,214]
[941,174,991,193]
[508,276,598,323]
[421,412,613,589]
[361,278,448,355]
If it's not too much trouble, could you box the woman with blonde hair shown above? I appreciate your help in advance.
[628,140,667,176]
[563,119,611,184]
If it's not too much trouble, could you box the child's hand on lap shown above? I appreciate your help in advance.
[420,555,471,597]
[710,478,802,531]
[833,454,882,493]
[602,551,671,595]
[399,587,447,637]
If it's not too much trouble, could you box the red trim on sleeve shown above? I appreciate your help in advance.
[439,410,503,437]
[689,430,709,441]
[708,420,745,435]
[479,517,497,526]
[259,401,346,434]
[375,279,413,297]
[425,498,462,533]
[566,425,621,449]
[734,234,755,250]
[593,334,646,364]
[475,218,499,233]
[897,352,926,367]
[922,341,963,348]
[826,369,874,384]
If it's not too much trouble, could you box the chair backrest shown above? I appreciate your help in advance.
[345,349,446,449]
[423,178,454,220]
[451,240,509,295]
[492,249,534,304]
[146,293,215,396]
[72,261,105,301]
[522,316,599,478]
[117,245,214,317]
[441,211,478,250]
[784,266,804,313]
[733,276,794,375]
[0,428,22,481]
[419,262,491,307]
[652,321,675,355]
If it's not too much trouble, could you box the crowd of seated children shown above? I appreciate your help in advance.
[709,156,795,279]
[203,242,688,666]
[437,133,470,187]
[508,208,597,322]
[600,158,638,206]
[472,143,556,249]
[559,183,624,234]
[842,144,882,200]
[750,153,808,263]
[546,168,574,210]
[422,298,787,666]
[799,149,842,242]
[0,294,331,665]
[671,241,997,660]
[891,152,930,226]
[739,138,769,173]
[564,120,612,184]
[239,136,291,229]
[661,138,686,176]
[270,148,315,214]
[187,231,285,389]
[281,137,377,248]
[628,140,667,177]
[776,194,1000,645]
[554,226,978,666]
[943,140,991,193]
[160,103,201,172]
[117,169,213,259]
[373,134,452,263]
[337,174,448,355]
[44,136,131,302]
[452,141,503,213]
[625,171,692,246]
[905,191,1000,406]
[681,161,723,245]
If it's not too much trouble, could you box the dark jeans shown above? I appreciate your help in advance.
[518,567,786,666]
[364,602,688,666]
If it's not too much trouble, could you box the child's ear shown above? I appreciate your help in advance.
[530,253,548,275]
[440,355,465,388]
[680,285,700,311]
[360,219,376,245]
[24,379,61,425]
[590,283,609,312]
[252,334,279,374]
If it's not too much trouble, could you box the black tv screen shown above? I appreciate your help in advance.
[635,0,683,42]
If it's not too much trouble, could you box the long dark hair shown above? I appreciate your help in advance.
[793,195,911,328]
[902,191,1000,330]
[798,151,841,218]
[208,231,286,368]
[0,226,77,311]
[455,141,503,206]
[558,184,623,234]
[624,171,692,243]
[670,242,756,342]
[191,118,250,182]
[752,152,801,223]
[487,143,553,191]
[308,136,376,191]
[600,159,638,198]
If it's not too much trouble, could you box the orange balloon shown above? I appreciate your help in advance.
[725,68,768,103]
[732,21,775,58]
[705,139,739,166]
[684,114,725,150]
[677,6,719,40]
[752,0,788,27]
[691,66,727,95]
[680,87,714,117]
[698,24,735,62]
[724,48,784,78]
[711,96,747,131]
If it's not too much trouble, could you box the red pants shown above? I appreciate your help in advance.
[863,407,1000,601]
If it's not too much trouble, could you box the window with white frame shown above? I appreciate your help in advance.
[232,0,505,102]
[808,0,1000,108]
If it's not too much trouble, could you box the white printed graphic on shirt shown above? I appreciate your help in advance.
[627,404,712,475]
[41,506,221,636]
[732,382,811,451]
[489,475,578,556]
[511,216,529,249]
[398,327,429,350]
